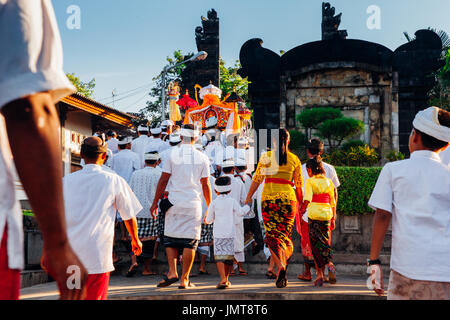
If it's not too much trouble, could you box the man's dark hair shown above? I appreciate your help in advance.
[306,156,325,175]
[415,109,450,151]
[106,130,116,137]
[307,138,324,156]
[170,141,181,147]
[80,137,107,161]
[118,143,128,150]
[222,166,234,174]
[215,176,231,194]
[145,159,158,165]
[235,166,247,172]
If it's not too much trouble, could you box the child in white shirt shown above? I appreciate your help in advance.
[204,176,249,289]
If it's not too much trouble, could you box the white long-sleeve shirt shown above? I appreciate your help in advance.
[63,164,142,274]
[131,135,150,168]
[112,149,141,183]
[205,195,249,239]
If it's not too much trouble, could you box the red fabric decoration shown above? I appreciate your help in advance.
[176,93,198,111]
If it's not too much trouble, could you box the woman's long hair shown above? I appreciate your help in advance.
[272,128,289,166]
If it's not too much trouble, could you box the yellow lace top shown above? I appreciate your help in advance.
[253,151,303,202]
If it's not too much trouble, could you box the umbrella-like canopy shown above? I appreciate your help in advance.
[176,90,198,111]
[199,83,222,99]
[224,91,244,103]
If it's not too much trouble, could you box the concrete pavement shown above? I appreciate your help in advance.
[20,272,387,300]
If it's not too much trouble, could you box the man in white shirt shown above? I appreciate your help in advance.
[64,137,142,300]
[145,127,169,154]
[0,0,88,300]
[298,138,340,283]
[161,120,174,142]
[159,133,181,169]
[127,151,162,277]
[106,131,119,154]
[221,159,248,275]
[131,125,150,168]
[112,137,141,184]
[150,124,212,289]
[368,107,450,300]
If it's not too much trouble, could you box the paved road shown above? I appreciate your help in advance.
[20,273,387,300]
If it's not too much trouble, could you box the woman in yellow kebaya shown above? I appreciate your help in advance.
[298,156,336,287]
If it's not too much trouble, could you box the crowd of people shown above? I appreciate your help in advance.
[79,122,343,294]
[1,0,449,301]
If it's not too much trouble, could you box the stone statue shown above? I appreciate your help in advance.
[207,8,218,20]
[322,2,348,40]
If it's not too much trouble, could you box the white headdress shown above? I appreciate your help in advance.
[118,136,133,145]
[144,152,161,161]
[413,107,450,142]
[150,127,162,135]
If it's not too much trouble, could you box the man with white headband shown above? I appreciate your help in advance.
[368,107,450,300]
[112,136,141,184]
[132,125,150,168]
[161,120,174,142]
[159,133,182,169]
[63,137,142,299]
[150,124,212,289]
[128,151,162,277]
[145,127,168,154]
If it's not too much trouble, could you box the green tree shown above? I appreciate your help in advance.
[141,50,192,123]
[318,117,365,149]
[296,107,343,130]
[219,58,250,103]
[140,50,250,122]
[66,73,96,98]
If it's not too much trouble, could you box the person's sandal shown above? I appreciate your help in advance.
[314,278,324,287]
[328,264,337,284]
[125,264,139,277]
[297,273,312,282]
[276,269,287,288]
[157,275,179,287]
[266,271,277,279]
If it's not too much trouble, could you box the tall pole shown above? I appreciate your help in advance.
[161,69,167,121]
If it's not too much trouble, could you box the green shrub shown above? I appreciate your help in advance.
[288,130,306,152]
[296,107,342,129]
[318,118,365,149]
[342,139,366,152]
[323,145,379,167]
[347,146,379,167]
[385,150,405,162]
[335,167,382,216]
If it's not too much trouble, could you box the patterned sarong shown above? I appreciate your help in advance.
[199,223,213,245]
[308,219,333,268]
[214,238,234,262]
[137,217,158,240]
[262,199,296,265]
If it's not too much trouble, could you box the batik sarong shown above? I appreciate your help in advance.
[262,199,296,265]
[308,219,333,268]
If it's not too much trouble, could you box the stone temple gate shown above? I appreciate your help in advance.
[238,2,443,157]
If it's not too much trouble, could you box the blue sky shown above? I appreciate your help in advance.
[52,0,450,113]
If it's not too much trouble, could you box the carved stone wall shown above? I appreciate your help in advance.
[282,65,398,157]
